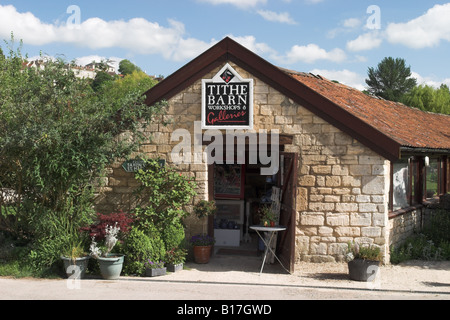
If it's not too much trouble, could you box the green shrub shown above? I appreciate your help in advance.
[134,159,197,232]
[161,220,186,251]
[28,235,71,272]
[121,226,165,276]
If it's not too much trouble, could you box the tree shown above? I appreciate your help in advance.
[91,70,115,92]
[118,59,142,76]
[366,57,417,102]
[0,38,166,270]
[403,84,450,115]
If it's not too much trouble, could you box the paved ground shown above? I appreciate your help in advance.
[1,253,449,302]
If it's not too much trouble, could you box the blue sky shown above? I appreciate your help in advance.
[1,0,450,90]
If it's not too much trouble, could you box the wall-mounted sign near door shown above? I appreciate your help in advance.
[122,159,166,173]
[202,63,254,130]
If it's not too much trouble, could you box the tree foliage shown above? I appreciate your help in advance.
[0,37,166,251]
[134,159,197,233]
[118,59,142,76]
[366,57,417,102]
[403,84,450,115]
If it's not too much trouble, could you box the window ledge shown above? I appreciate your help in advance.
[388,197,443,219]
[389,204,423,219]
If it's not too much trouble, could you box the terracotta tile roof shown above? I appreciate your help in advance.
[283,68,450,151]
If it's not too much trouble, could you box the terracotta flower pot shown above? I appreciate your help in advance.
[193,245,212,264]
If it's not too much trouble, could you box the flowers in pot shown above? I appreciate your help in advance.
[346,242,382,282]
[165,247,187,272]
[89,223,125,280]
[144,260,166,277]
[190,234,215,264]
[259,205,277,227]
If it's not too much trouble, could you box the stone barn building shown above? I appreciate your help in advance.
[95,37,450,273]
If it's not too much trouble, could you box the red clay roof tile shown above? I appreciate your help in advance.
[285,69,450,151]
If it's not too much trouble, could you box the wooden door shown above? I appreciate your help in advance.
[276,152,298,273]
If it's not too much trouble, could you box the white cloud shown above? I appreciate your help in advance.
[227,35,277,56]
[386,3,450,49]
[411,72,450,89]
[346,31,383,51]
[197,0,267,9]
[327,17,362,39]
[0,4,214,62]
[343,18,362,29]
[257,10,297,25]
[310,69,366,91]
[280,44,347,64]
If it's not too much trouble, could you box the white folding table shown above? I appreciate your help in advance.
[250,225,289,275]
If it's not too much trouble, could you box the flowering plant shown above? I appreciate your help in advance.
[165,247,187,265]
[144,260,165,269]
[190,234,215,247]
[89,223,120,259]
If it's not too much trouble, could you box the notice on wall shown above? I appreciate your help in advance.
[202,64,253,130]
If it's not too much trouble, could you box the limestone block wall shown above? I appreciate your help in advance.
[388,209,423,249]
[94,62,392,263]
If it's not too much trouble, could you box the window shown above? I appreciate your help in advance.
[392,160,409,211]
[425,157,439,199]
[390,155,450,212]
[410,158,420,205]
[446,157,450,192]
[390,157,419,210]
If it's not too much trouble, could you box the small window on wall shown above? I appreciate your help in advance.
[425,157,439,199]
[390,157,420,211]
[410,158,420,205]
[447,159,450,193]
[392,160,409,211]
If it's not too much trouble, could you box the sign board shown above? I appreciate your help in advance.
[202,64,253,130]
[122,159,145,173]
[122,159,166,172]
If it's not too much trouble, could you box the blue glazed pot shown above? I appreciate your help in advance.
[61,256,90,279]
[97,254,125,280]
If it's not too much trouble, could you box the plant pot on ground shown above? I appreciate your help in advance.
[97,254,125,280]
[346,242,382,282]
[165,247,187,272]
[89,223,125,280]
[61,242,90,279]
[144,260,167,277]
[190,234,215,264]
[61,256,91,279]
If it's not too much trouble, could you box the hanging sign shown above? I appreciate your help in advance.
[202,63,254,130]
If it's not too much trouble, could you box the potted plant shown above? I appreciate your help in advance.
[144,260,167,277]
[259,205,276,227]
[346,242,382,282]
[190,234,215,264]
[89,223,125,280]
[61,241,90,279]
[193,200,217,219]
[165,247,187,272]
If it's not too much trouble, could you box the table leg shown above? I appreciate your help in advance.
[256,231,276,275]
[255,230,291,275]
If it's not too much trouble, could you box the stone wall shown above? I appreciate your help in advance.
[94,62,391,263]
[388,208,423,249]
[293,118,390,264]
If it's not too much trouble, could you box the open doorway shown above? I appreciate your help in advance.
[207,151,298,273]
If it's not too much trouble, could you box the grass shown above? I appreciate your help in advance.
[390,209,450,264]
